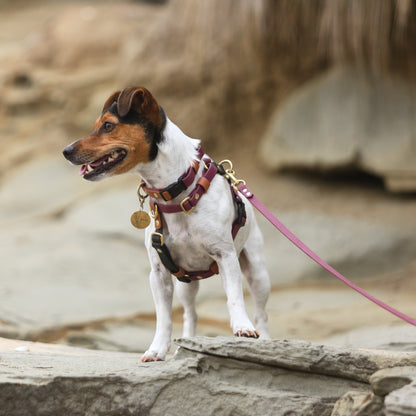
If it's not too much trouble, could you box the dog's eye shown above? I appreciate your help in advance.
[102,122,115,133]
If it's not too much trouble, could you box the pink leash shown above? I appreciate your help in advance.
[238,183,416,326]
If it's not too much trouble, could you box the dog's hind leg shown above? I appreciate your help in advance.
[215,248,259,338]
[176,280,199,338]
[240,223,271,339]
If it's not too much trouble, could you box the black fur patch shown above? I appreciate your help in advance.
[105,103,166,161]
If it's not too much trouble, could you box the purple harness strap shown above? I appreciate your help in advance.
[150,153,246,283]
[155,159,218,214]
[238,183,416,327]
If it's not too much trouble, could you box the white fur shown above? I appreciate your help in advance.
[134,118,270,361]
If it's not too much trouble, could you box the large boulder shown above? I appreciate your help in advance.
[1,336,416,416]
[260,67,416,192]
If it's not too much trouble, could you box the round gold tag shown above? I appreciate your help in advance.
[130,211,151,229]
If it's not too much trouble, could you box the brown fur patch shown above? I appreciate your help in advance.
[111,124,152,173]
[74,115,151,170]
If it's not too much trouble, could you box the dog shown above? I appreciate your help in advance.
[63,87,270,362]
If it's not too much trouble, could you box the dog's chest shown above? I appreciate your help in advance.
[161,210,221,271]
[146,176,245,272]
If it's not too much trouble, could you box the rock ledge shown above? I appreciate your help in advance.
[0,336,415,416]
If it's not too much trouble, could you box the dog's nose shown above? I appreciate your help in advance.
[62,144,76,161]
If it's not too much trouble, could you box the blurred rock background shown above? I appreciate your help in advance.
[1,0,416,354]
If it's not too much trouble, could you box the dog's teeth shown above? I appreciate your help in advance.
[108,157,114,162]
[111,151,118,158]
[87,165,93,173]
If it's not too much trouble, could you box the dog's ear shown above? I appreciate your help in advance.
[117,87,161,126]
[102,91,121,112]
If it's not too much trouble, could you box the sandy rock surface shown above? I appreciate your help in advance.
[0,0,415,359]
[1,145,416,353]
[1,336,415,416]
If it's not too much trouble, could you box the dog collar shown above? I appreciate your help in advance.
[152,159,218,214]
[141,146,205,201]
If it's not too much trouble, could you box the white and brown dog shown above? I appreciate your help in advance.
[63,87,270,362]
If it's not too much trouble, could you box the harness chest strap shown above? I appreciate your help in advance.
[149,157,246,283]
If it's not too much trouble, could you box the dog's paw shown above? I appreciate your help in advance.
[139,351,165,362]
[231,317,259,339]
[234,329,260,338]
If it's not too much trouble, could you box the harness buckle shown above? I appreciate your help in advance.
[150,203,159,219]
[180,197,195,214]
[151,232,164,246]
[177,275,192,283]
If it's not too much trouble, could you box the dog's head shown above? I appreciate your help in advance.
[63,87,165,181]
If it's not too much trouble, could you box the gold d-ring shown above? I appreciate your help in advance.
[137,182,149,204]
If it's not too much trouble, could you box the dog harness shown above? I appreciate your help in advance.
[141,146,246,283]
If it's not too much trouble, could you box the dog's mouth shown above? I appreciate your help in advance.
[80,148,127,180]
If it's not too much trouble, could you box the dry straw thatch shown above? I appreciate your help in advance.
[158,0,415,75]
[123,0,416,150]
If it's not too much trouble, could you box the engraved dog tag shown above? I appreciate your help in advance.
[131,211,151,229]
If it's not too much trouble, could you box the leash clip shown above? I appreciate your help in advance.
[219,159,246,191]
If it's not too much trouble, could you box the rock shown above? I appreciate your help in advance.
[321,325,416,352]
[257,210,415,285]
[370,367,416,415]
[199,287,416,344]
[385,381,416,416]
[23,4,159,69]
[0,336,372,416]
[260,67,416,192]
[331,392,384,416]
[0,337,190,416]
[56,320,171,354]
[370,366,416,396]
[3,336,416,416]
[0,218,153,339]
[0,155,89,224]
[1,0,415,356]
[175,337,416,383]
[1,153,416,347]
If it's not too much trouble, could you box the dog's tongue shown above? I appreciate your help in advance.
[79,165,88,176]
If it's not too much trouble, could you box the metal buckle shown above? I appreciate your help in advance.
[180,197,195,213]
[150,203,158,219]
[177,275,191,283]
[151,232,164,246]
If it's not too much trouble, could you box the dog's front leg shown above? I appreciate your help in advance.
[140,266,173,362]
[216,250,259,338]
